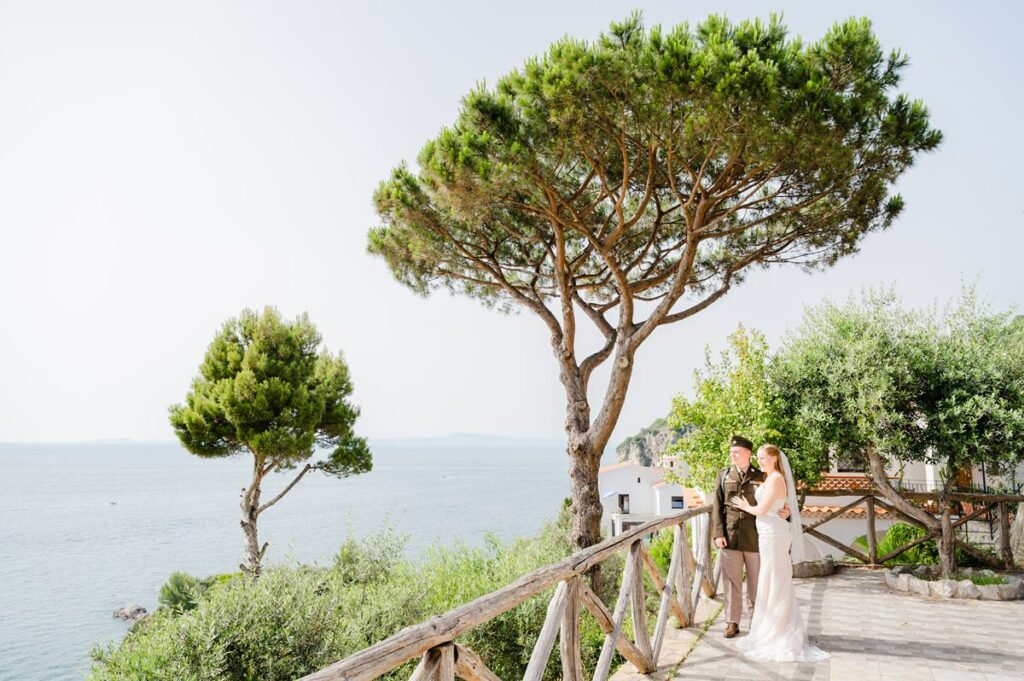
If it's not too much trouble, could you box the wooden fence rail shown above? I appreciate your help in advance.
[301,489,1020,681]
[796,489,1023,569]
[300,504,716,681]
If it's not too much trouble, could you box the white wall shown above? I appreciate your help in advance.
[599,462,688,536]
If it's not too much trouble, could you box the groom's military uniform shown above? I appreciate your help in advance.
[711,460,765,627]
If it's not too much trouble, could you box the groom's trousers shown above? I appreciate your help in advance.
[720,548,759,624]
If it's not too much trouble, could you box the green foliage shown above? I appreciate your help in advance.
[916,290,1024,476]
[665,326,820,491]
[648,529,674,574]
[367,12,939,553]
[169,307,371,477]
[157,571,241,615]
[772,286,1024,478]
[968,575,1006,586]
[877,522,939,566]
[369,14,940,310]
[771,287,925,470]
[863,522,993,568]
[90,511,635,681]
[157,572,204,614]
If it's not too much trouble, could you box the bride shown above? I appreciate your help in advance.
[730,444,829,662]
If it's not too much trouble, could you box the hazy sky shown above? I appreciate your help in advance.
[1,1,1020,446]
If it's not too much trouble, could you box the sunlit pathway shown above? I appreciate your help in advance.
[612,568,1023,681]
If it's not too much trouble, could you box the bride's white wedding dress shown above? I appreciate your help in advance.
[736,484,829,662]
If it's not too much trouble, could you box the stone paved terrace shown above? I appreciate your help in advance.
[611,568,1023,681]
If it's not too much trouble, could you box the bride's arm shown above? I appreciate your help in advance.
[730,476,784,517]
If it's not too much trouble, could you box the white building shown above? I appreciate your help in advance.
[598,460,704,537]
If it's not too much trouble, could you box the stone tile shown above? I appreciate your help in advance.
[609,568,1024,681]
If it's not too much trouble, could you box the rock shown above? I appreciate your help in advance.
[897,573,911,591]
[996,583,1019,600]
[892,565,912,576]
[884,572,898,589]
[615,418,688,466]
[113,605,148,622]
[956,580,981,599]
[929,579,958,598]
[978,584,1002,600]
[793,556,835,578]
[912,565,933,580]
[910,576,931,596]
[976,569,997,578]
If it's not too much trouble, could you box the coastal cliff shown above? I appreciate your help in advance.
[615,418,687,466]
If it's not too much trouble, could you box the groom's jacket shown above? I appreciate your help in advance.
[710,464,764,553]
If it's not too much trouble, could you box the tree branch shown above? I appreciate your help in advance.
[257,463,312,516]
[867,446,940,530]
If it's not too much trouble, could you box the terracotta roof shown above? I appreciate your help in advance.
[801,474,897,493]
[801,505,891,520]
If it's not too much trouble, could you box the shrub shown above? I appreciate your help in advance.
[157,572,204,614]
[648,529,673,575]
[861,522,996,568]
[877,523,940,566]
[90,507,635,680]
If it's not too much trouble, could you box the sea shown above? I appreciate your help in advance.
[0,439,594,681]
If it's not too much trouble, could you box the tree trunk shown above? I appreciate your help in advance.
[561,338,636,558]
[564,375,603,591]
[567,442,602,551]
[240,463,268,578]
[864,446,949,572]
[933,465,962,579]
[241,509,262,578]
[937,501,957,578]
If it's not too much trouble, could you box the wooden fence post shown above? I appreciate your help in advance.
[673,522,695,627]
[867,495,878,566]
[629,543,654,667]
[593,541,638,681]
[559,577,584,681]
[523,581,569,681]
[999,502,1013,569]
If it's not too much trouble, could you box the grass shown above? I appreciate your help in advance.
[912,572,1006,585]
[967,575,1006,586]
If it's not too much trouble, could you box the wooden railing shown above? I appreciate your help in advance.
[300,504,717,681]
[801,489,1023,568]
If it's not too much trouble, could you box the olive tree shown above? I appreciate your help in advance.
[368,13,940,551]
[170,307,371,577]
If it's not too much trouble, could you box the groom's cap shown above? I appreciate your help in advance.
[730,434,754,451]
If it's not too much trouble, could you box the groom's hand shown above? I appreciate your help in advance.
[714,537,727,549]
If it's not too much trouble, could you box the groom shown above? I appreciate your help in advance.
[710,435,788,638]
